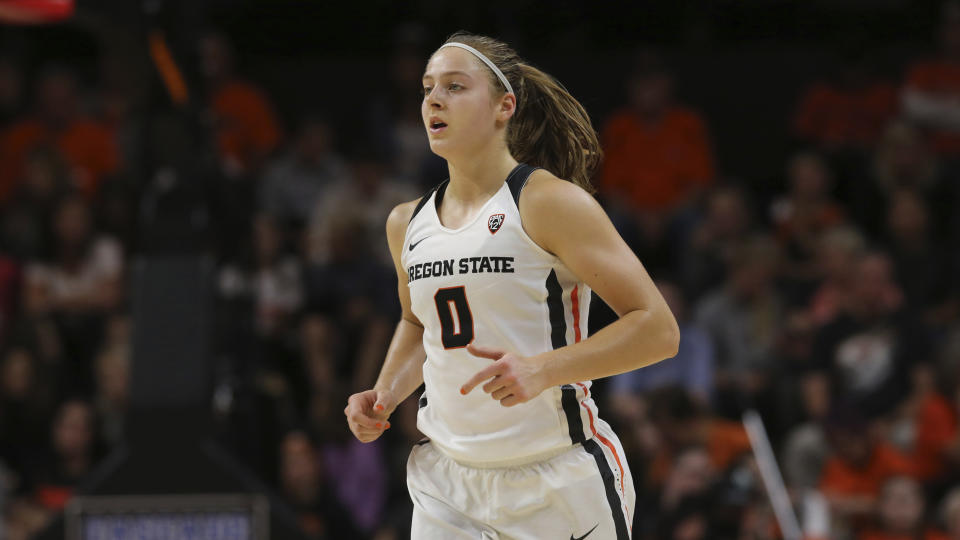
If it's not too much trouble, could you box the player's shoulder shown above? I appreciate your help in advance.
[386,198,422,237]
[521,169,597,216]
[519,169,604,254]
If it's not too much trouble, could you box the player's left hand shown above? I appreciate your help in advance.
[460,343,548,407]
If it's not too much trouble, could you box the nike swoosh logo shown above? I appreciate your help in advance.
[409,236,430,251]
[571,524,598,540]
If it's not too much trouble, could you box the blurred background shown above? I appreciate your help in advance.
[0,0,958,539]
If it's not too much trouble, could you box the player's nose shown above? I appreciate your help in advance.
[426,90,444,109]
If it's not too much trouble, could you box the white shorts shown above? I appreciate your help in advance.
[406,419,635,539]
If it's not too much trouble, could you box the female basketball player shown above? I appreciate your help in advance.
[344,32,680,539]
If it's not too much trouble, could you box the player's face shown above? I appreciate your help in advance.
[421,48,508,159]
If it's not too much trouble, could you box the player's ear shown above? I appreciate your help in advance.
[496,93,516,124]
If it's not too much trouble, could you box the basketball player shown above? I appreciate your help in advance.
[344,32,680,539]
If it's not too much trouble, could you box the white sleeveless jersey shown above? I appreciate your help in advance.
[401,164,605,465]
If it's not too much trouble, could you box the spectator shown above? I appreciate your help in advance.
[7,399,101,540]
[259,115,349,228]
[655,446,716,540]
[902,1,960,156]
[681,185,754,300]
[778,236,865,432]
[301,209,394,391]
[0,66,119,202]
[883,188,957,323]
[609,280,715,410]
[23,196,124,318]
[0,346,51,473]
[23,195,124,393]
[644,387,752,491]
[804,226,868,328]
[599,50,715,217]
[694,235,784,415]
[277,430,360,539]
[218,214,306,418]
[199,30,283,178]
[862,121,955,240]
[93,51,142,169]
[858,475,947,540]
[819,406,915,521]
[366,42,440,186]
[771,152,846,297]
[810,252,933,418]
[307,145,417,268]
[895,363,956,484]
[792,41,898,152]
[225,214,303,340]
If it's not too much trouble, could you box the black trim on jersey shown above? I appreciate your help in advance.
[545,269,567,350]
[561,385,585,444]
[408,180,448,224]
[505,163,539,207]
[582,439,630,540]
[415,438,430,446]
[418,394,428,409]
[434,180,449,211]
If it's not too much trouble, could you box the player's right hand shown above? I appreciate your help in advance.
[344,389,394,443]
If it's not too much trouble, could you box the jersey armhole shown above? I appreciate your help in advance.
[507,165,558,261]
[408,180,450,223]
[506,163,540,209]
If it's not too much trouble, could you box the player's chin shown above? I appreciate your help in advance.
[426,137,457,159]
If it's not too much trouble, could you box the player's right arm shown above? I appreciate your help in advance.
[344,200,426,443]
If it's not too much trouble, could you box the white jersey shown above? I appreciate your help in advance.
[402,164,605,465]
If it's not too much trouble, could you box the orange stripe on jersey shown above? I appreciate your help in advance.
[576,382,629,520]
[571,285,582,343]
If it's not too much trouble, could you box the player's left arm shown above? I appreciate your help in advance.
[461,170,680,406]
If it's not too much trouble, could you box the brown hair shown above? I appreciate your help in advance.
[439,31,600,192]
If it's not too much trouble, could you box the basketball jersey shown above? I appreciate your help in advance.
[402,164,603,465]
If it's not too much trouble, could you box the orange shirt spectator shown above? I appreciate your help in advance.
[647,418,751,487]
[600,106,714,213]
[793,81,898,150]
[0,118,117,202]
[0,67,118,202]
[599,51,714,214]
[210,79,282,175]
[820,443,914,498]
[199,31,282,176]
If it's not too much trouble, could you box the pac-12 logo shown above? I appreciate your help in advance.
[487,213,505,234]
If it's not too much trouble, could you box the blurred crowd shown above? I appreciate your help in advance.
[0,3,960,540]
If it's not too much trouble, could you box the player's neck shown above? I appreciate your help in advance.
[445,146,518,204]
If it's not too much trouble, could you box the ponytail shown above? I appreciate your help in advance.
[509,63,601,192]
[440,32,601,192]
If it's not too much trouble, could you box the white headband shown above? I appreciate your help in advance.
[438,42,515,100]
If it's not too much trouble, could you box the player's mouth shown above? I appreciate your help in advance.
[428,117,448,135]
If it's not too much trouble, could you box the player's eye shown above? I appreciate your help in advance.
[422,86,432,96]
[448,83,463,91]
